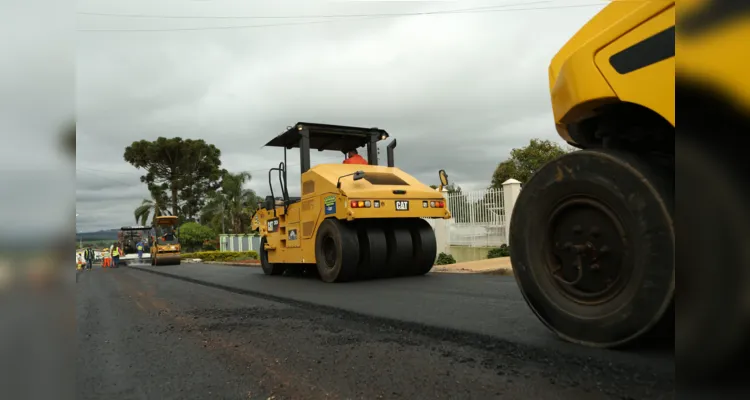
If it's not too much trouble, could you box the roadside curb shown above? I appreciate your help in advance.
[183,260,260,267]
[435,267,514,276]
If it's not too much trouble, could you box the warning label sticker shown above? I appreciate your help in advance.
[324,195,336,215]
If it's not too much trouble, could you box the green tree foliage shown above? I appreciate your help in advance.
[201,171,261,234]
[490,139,569,187]
[123,137,224,218]
[134,188,170,226]
[177,222,216,252]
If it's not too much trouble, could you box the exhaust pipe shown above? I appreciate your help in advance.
[387,139,397,167]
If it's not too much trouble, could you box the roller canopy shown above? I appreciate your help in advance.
[264,122,389,153]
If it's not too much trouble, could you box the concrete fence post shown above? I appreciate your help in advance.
[501,178,522,245]
[433,219,449,255]
[219,234,226,251]
[430,186,451,256]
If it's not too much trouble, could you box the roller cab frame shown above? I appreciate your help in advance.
[251,122,451,282]
[149,216,181,266]
[509,0,677,350]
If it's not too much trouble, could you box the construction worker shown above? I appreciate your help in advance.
[343,149,368,165]
[136,240,144,263]
[111,243,121,268]
[84,246,94,270]
[76,253,84,270]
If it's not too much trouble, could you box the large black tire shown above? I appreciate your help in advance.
[509,148,674,348]
[260,237,285,276]
[406,218,437,276]
[356,222,388,280]
[383,220,414,278]
[315,218,360,283]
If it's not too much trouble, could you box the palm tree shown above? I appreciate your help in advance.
[134,188,170,226]
[201,171,259,234]
[201,196,227,234]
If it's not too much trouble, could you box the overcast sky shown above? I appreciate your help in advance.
[75,0,605,232]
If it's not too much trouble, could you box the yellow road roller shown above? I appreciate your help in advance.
[150,216,181,266]
[250,122,451,282]
[510,1,680,349]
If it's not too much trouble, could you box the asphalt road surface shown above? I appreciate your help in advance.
[77,264,674,400]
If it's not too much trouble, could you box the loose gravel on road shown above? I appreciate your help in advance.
[77,265,674,400]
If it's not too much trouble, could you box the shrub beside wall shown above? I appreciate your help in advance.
[487,244,510,259]
[435,252,457,265]
[181,251,258,262]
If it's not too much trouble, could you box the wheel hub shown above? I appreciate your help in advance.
[546,197,629,305]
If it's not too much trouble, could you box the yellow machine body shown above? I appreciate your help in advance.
[508,0,679,351]
[150,216,181,266]
[252,122,451,282]
[253,163,450,265]
[550,0,748,139]
[549,0,676,142]
[509,0,749,367]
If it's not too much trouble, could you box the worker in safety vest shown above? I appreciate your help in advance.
[84,246,95,270]
[136,240,144,263]
[343,149,367,165]
[111,243,121,268]
[102,248,110,267]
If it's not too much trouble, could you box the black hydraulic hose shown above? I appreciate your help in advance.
[268,168,276,203]
[278,161,292,214]
[268,167,281,217]
[278,162,288,202]
[267,162,290,216]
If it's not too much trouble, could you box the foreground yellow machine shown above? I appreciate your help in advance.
[150,216,181,266]
[251,122,451,282]
[509,0,750,370]
[509,0,678,349]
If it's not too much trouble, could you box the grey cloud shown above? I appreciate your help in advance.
[76,0,604,231]
[76,198,147,231]
[77,182,149,203]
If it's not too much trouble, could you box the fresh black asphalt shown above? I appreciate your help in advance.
[77,264,675,399]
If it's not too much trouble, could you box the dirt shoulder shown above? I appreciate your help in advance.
[432,257,513,275]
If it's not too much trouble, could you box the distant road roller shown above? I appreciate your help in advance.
[250,122,451,282]
[150,216,181,266]
[117,225,152,264]
[509,0,676,349]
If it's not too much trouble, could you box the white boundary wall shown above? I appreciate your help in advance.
[427,179,522,254]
